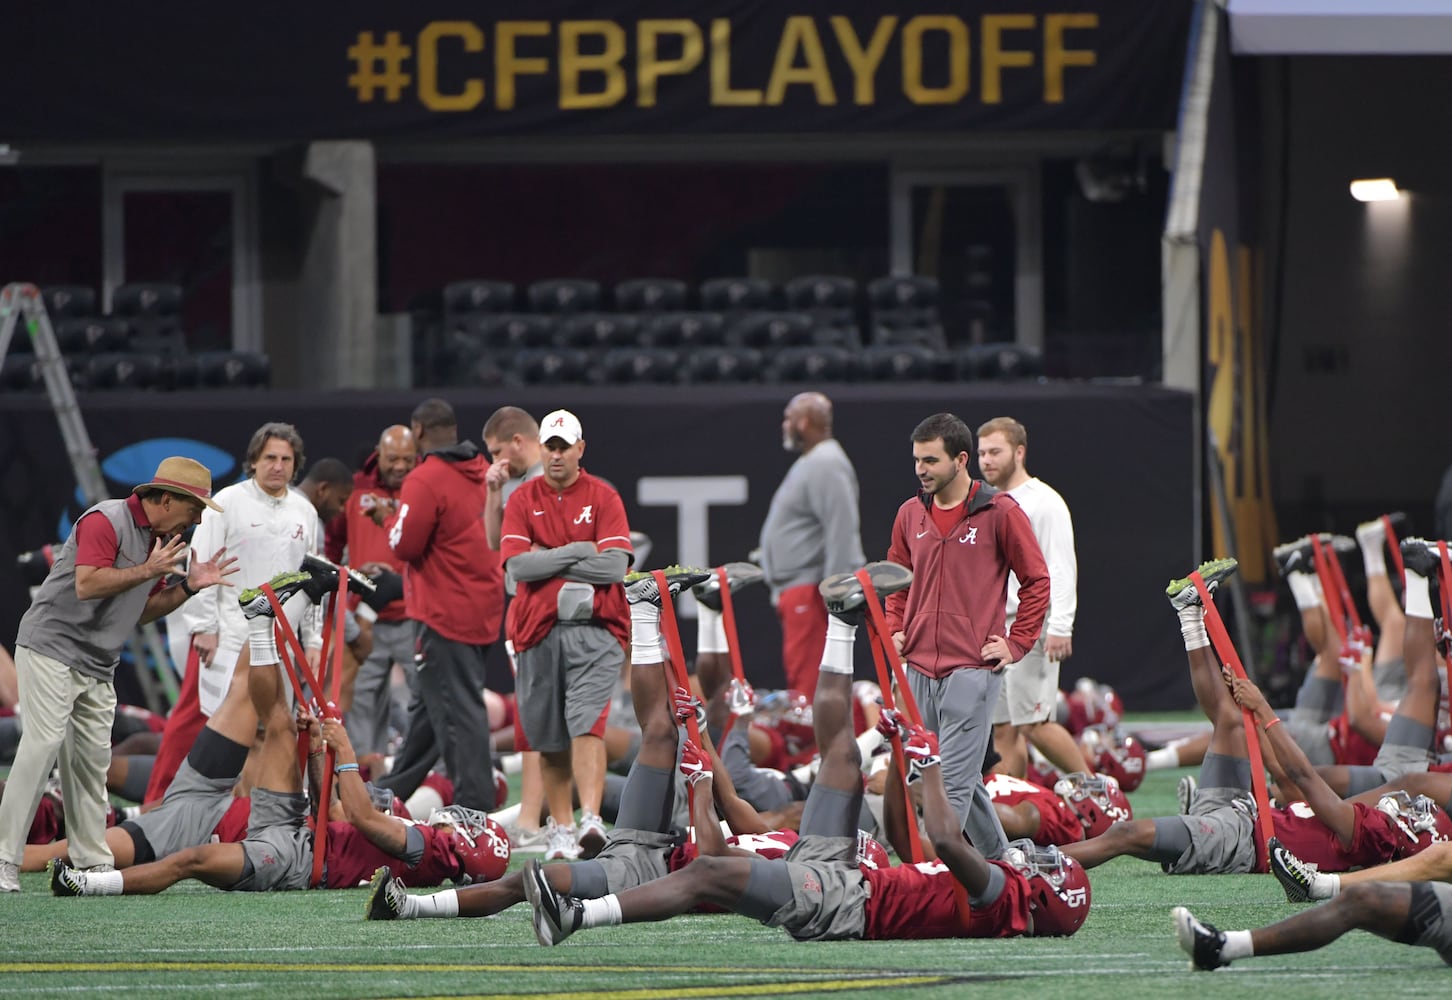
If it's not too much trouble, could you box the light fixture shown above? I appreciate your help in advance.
[1350,178,1401,202]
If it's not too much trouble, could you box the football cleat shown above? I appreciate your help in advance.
[300,553,377,602]
[1166,558,1238,611]
[365,865,410,920]
[1400,537,1444,580]
[1172,906,1229,970]
[623,565,712,606]
[691,562,766,612]
[523,859,584,946]
[1272,538,1313,578]
[48,859,86,897]
[819,561,913,626]
[1315,532,1357,555]
[1268,837,1317,904]
[237,570,312,619]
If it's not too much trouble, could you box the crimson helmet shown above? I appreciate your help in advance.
[1004,839,1092,937]
[1081,726,1147,793]
[855,829,890,871]
[1054,772,1133,839]
[1066,679,1126,736]
[428,806,511,884]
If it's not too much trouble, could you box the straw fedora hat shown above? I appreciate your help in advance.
[133,457,224,512]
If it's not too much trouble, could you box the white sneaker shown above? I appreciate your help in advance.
[509,825,551,854]
[577,810,608,859]
[0,860,19,893]
[543,818,579,862]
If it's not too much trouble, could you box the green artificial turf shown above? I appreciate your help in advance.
[3,738,1449,998]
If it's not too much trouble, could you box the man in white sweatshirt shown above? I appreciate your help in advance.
[976,417,1093,779]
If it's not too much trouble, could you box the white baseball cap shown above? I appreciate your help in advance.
[539,409,583,446]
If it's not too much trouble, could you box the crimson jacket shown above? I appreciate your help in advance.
[326,449,407,622]
[884,482,1049,678]
[385,441,503,646]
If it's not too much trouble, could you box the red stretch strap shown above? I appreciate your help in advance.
[1382,515,1405,585]
[854,569,923,727]
[1325,543,1362,632]
[263,584,315,707]
[311,751,332,888]
[1309,535,1349,643]
[714,567,748,685]
[1191,570,1274,874]
[652,572,699,842]
[328,570,348,704]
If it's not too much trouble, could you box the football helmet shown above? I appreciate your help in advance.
[1375,791,1443,842]
[855,830,890,871]
[1003,838,1091,937]
[1065,678,1125,736]
[428,805,511,884]
[1080,725,1147,792]
[1053,772,1133,838]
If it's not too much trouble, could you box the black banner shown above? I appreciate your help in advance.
[1,382,1195,708]
[7,1,1190,142]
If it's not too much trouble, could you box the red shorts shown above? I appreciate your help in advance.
[776,583,828,693]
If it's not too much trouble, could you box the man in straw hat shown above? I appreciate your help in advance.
[0,457,238,892]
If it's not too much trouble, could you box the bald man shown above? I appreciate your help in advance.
[327,424,418,763]
[758,393,866,693]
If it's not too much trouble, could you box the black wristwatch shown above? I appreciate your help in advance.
[179,578,199,598]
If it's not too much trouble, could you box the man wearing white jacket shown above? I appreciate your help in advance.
[977,418,1093,779]
[145,423,322,802]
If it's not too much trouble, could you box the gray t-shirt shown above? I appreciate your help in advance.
[758,439,865,598]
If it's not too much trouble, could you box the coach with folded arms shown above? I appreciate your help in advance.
[0,458,237,892]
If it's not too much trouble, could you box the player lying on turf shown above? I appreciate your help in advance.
[1269,834,1452,903]
[1062,558,1452,876]
[367,567,869,920]
[521,564,1091,945]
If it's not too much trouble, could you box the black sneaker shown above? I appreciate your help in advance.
[522,859,583,946]
[623,566,712,607]
[819,562,913,626]
[237,570,313,619]
[365,865,408,920]
[1166,559,1238,611]
[48,858,86,897]
[301,553,377,603]
[1401,537,1443,579]
[1268,837,1316,904]
[1272,539,1313,578]
[691,562,765,611]
[1172,906,1229,970]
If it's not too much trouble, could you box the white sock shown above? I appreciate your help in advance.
[405,784,445,819]
[1146,746,1180,771]
[1316,872,1341,900]
[412,888,458,918]
[630,603,662,664]
[1358,535,1387,580]
[1221,929,1254,960]
[579,893,623,928]
[1405,569,1434,620]
[822,617,857,674]
[1287,573,1322,612]
[247,617,279,666]
[696,605,728,655]
[500,752,523,776]
[1178,604,1209,651]
[489,801,522,827]
[90,869,125,895]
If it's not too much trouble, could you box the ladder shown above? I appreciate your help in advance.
[0,283,177,710]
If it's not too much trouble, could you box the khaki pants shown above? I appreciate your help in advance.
[0,647,116,868]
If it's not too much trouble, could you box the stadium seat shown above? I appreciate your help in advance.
[867,275,944,350]
[194,350,271,388]
[0,355,41,390]
[513,347,593,384]
[858,344,942,382]
[443,279,516,315]
[783,275,861,348]
[159,354,201,390]
[866,275,939,311]
[112,282,186,356]
[726,311,814,350]
[682,346,764,383]
[595,347,681,384]
[54,317,129,354]
[86,352,160,390]
[700,277,774,313]
[870,313,948,351]
[614,278,688,313]
[526,278,601,314]
[957,343,1044,380]
[40,285,97,319]
[640,311,726,349]
[554,313,642,350]
[767,345,854,383]
[470,313,556,351]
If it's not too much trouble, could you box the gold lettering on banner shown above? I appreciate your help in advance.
[980,15,1034,105]
[830,16,897,105]
[417,21,485,111]
[710,18,763,105]
[560,21,627,109]
[764,17,836,106]
[496,21,551,111]
[1043,13,1097,103]
[902,16,969,105]
[637,20,704,107]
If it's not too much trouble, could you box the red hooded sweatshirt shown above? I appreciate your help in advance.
[385,441,503,646]
[884,482,1049,678]
[326,449,407,622]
